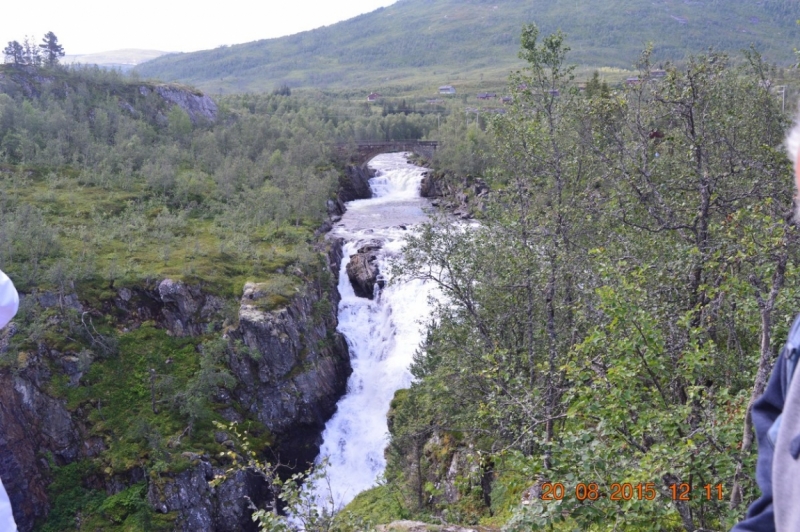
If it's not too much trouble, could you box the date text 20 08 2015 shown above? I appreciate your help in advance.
[540,482,724,502]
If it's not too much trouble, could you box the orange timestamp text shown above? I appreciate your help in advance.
[540,482,724,502]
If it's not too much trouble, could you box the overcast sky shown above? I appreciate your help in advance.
[1,0,399,55]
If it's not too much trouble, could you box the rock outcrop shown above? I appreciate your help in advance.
[338,164,374,204]
[0,349,84,531]
[227,242,350,466]
[346,243,383,299]
[419,171,442,199]
[157,279,225,337]
[421,171,490,220]
[0,64,218,126]
[145,85,218,124]
[0,241,350,531]
[147,459,269,532]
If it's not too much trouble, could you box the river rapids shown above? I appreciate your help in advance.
[312,152,437,508]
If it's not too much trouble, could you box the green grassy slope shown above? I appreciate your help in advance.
[136,0,800,94]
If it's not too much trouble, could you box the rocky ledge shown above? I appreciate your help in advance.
[0,241,350,532]
[346,242,384,299]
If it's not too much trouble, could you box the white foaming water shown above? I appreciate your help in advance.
[313,152,436,509]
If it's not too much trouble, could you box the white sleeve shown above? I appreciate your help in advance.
[0,270,19,329]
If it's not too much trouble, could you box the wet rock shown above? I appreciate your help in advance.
[338,164,373,203]
[327,198,346,218]
[315,220,333,236]
[419,172,442,198]
[346,243,382,299]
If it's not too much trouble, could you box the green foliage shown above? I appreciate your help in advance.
[336,485,407,528]
[96,484,148,525]
[39,461,104,532]
[388,28,798,531]
[211,422,372,532]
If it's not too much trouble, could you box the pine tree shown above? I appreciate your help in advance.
[39,31,64,67]
[2,41,24,65]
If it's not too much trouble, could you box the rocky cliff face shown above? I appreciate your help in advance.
[419,171,489,220]
[337,164,374,205]
[227,241,350,465]
[0,240,350,531]
[0,348,85,531]
[143,85,218,124]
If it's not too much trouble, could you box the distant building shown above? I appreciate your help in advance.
[367,92,382,102]
[650,69,666,78]
[477,92,497,100]
[439,85,456,95]
[626,77,641,86]
[501,96,513,103]
[547,89,560,97]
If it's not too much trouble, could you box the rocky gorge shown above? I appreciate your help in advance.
[0,161,378,531]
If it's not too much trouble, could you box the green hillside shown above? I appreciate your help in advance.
[136,0,800,94]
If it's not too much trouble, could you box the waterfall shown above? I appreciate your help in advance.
[313,152,436,508]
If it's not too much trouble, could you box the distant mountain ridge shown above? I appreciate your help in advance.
[63,49,170,71]
[136,0,800,94]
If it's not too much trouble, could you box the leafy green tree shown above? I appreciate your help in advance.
[394,27,797,532]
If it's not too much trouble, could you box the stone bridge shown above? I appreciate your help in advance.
[334,140,438,165]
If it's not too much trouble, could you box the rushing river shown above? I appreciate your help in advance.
[313,152,436,508]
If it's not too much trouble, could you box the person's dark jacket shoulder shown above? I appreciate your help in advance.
[732,316,800,532]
